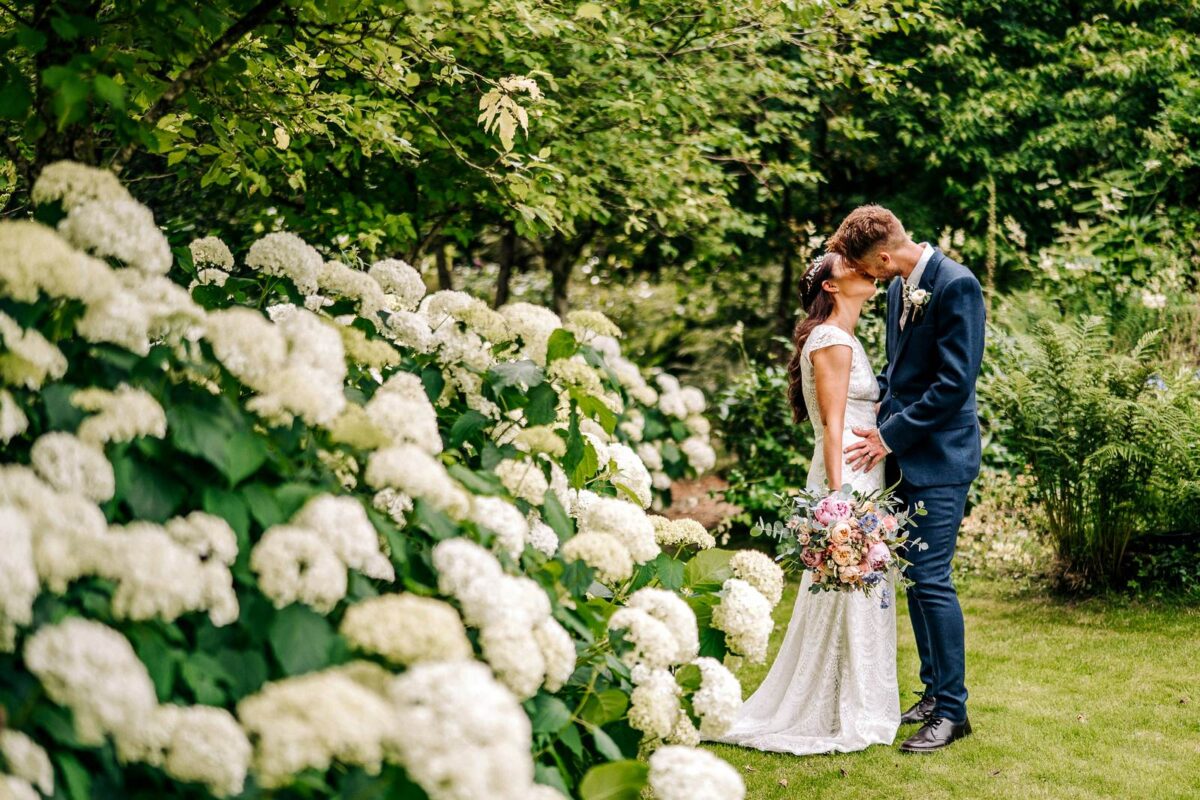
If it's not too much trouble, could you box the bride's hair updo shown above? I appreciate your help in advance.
[786,251,842,424]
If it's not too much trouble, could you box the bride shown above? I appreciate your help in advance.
[713,251,900,755]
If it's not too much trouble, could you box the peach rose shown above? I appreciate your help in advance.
[830,522,852,545]
[831,544,855,566]
[839,564,862,583]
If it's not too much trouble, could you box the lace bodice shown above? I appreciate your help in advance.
[799,324,883,493]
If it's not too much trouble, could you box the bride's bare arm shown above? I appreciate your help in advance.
[811,344,853,491]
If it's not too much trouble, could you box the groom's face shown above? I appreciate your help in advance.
[852,248,901,281]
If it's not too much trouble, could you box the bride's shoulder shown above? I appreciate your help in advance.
[803,323,856,356]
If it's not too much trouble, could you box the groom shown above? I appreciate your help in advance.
[828,205,985,753]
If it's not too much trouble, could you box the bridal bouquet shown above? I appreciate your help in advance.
[754,486,925,607]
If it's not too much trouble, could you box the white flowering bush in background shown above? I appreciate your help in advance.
[0,163,774,800]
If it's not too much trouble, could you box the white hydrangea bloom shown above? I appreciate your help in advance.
[372,488,413,526]
[23,618,158,746]
[471,495,531,559]
[658,390,689,420]
[365,372,442,455]
[729,549,785,607]
[195,267,229,287]
[628,588,699,664]
[245,232,322,295]
[340,594,472,665]
[666,713,702,747]
[292,494,395,581]
[627,666,680,741]
[526,515,559,557]
[0,390,28,444]
[711,578,774,664]
[365,445,472,520]
[499,302,561,365]
[477,619,545,699]
[606,442,653,508]
[690,657,742,738]
[58,197,172,274]
[679,386,707,415]
[250,525,348,613]
[205,307,288,387]
[318,260,388,319]
[30,432,114,503]
[560,531,633,585]
[380,309,434,353]
[576,496,659,564]
[548,356,606,397]
[243,307,347,427]
[0,220,118,306]
[0,730,53,796]
[651,516,716,550]
[655,373,681,394]
[0,507,37,651]
[0,775,39,800]
[389,660,536,800]
[369,258,426,312]
[75,281,154,355]
[514,425,567,457]
[31,160,125,208]
[686,414,711,437]
[547,460,571,510]
[494,458,549,505]
[636,442,663,471]
[71,383,167,445]
[189,236,234,269]
[564,309,622,340]
[652,470,673,491]
[647,746,745,800]
[164,511,239,565]
[533,617,576,692]
[607,607,678,670]
[0,312,68,389]
[679,435,716,473]
[119,270,206,342]
[237,666,397,788]
[431,538,504,627]
[118,704,250,797]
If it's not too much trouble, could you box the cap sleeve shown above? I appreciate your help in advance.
[803,324,855,362]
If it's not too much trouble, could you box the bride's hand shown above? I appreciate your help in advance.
[845,427,887,473]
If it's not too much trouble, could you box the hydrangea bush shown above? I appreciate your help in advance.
[0,163,779,800]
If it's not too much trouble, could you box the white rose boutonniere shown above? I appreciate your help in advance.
[904,285,930,323]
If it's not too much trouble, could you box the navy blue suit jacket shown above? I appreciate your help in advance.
[876,249,985,487]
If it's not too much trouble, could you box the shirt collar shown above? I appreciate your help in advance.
[906,242,934,288]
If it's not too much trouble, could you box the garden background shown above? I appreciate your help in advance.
[1,1,1198,799]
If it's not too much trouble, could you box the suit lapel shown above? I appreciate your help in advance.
[889,249,944,373]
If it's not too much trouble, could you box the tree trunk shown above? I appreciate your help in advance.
[547,236,570,317]
[495,225,516,308]
[435,243,453,290]
[775,185,795,337]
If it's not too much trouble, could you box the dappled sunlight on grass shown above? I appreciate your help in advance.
[706,581,1200,799]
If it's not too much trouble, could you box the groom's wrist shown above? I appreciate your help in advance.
[878,431,893,454]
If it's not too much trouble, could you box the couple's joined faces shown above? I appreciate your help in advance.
[825,257,878,300]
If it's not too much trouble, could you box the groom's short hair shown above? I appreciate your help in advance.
[828,205,905,262]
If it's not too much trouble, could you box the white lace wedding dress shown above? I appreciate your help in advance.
[713,323,900,755]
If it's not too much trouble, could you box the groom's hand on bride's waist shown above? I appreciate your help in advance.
[845,428,888,472]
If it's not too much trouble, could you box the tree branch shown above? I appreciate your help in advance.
[109,0,286,174]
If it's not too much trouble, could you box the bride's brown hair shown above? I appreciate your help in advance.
[786,252,842,423]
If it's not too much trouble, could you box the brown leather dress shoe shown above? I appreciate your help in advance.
[900,694,936,725]
[899,716,972,753]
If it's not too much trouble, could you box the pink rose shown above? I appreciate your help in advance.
[800,549,824,569]
[797,531,811,546]
[868,541,892,569]
[881,515,898,533]
[814,496,854,526]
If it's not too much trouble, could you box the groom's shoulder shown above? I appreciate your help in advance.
[936,252,981,289]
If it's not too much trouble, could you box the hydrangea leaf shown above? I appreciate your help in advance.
[268,604,337,676]
[579,760,649,800]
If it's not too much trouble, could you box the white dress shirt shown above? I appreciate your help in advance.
[879,243,934,455]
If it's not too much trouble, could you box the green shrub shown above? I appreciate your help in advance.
[956,469,1053,583]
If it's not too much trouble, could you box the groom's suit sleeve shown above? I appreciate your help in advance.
[877,274,985,457]
[875,281,897,400]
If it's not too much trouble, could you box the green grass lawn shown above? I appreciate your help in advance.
[705,580,1200,800]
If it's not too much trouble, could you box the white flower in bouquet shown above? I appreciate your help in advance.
[565,309,622,340]
[24,618,158,746]
[729,549,785,607]
[245,231,322,295]
[608,607,678,670]
[0,390,28,444]
[534,617,577,692]
[526,514,559,557]
[606,442,653,508]
[499,302,561,365]
[30,432,114,503]
[0,220,118,306]
[189,236,234,270]
[560,530,633,585]
[636,441,663,471]
[0,508,37,651]
[102,521,238,626]
[164,511,239,565]
[365,444,472,519]
[576,496,660,564]
[679,435,716,473]
[0,312,68,389]
[470,495,529,559]
[0,730,53,796]
[237,666,397,788]
[372,487,413,525]
[690,657,742,738]
[58,196,171,274]
[341,594,473,665]
[250,525,348,613]
[494,458,549,505]
[651,516,716,550]
[711,578,774,664]
[292,494,395,581]
[627,666,681,740]
[71,383,167,445]
[628,588,699,664]
[389,659,536,800]
[647,745,745,800]
[369,258,427,311]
